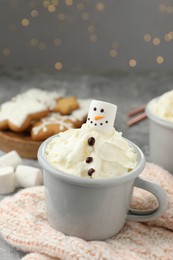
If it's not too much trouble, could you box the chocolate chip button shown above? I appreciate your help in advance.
[88,137,95,146]
[86,157,93,163]
[88,168,95,177]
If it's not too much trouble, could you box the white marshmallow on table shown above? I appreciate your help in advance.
[15,165,43,188]
[0,167,15,195]
[87,100,117,133]
[0,150,23,169]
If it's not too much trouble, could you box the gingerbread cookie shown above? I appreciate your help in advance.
[0,89,62,132]
[54,96,79,115]
[31,99,91,141]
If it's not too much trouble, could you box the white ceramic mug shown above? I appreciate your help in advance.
[146,98,173,173]
[38,135,167,240]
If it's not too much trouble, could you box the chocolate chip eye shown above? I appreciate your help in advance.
[93,107,97,111]
[88,118,90,121]
[100,109,104,113]
[100,123,103,125]
[105,121,108,124]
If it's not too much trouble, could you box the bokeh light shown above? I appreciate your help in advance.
[156,56,164,64]
[21,18,30,26]
[129,59,137,67]
[55,62,63,70]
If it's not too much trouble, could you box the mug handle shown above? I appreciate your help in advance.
[127,177,168,221]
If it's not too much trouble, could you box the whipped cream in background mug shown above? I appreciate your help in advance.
[149,89,173,122]
[146,90,173,173]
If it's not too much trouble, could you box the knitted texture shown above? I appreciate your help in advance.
[0,163,173,260]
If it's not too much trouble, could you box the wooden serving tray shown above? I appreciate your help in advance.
[0,131,42,159]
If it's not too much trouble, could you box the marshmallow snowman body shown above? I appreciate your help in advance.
[87,100,117,133]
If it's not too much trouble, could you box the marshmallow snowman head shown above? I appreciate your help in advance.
[87,100,117,132]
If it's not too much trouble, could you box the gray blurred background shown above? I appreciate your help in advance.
[1,0,173,72]
[1,3,173,258]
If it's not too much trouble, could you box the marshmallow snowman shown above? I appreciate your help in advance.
[87,100,117,132]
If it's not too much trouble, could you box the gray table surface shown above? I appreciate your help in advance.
[0,68,172,259]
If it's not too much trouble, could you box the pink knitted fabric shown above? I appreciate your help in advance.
[0,162,173,260]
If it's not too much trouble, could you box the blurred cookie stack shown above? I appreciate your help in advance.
[0,88,90,158]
